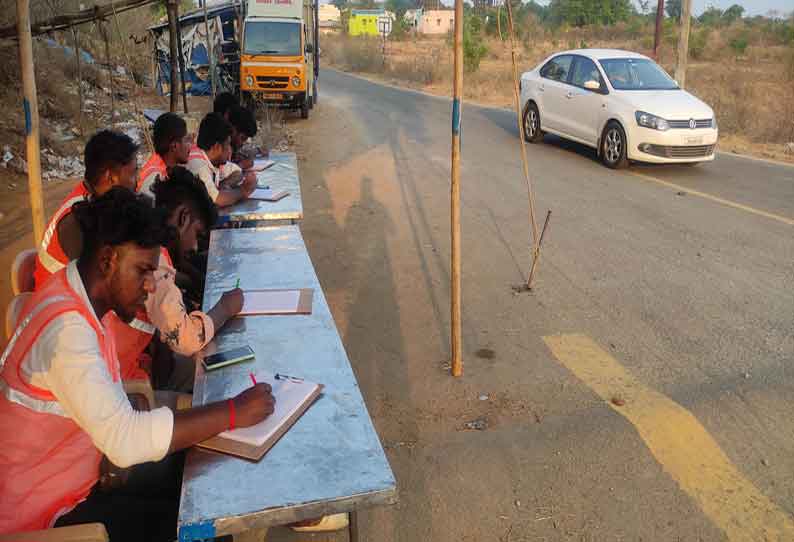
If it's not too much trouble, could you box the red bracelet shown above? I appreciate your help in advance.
[227,399,236,430]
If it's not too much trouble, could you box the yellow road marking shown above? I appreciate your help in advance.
[543,334,794,541]
[628,170,794,227]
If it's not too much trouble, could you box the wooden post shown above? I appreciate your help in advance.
[100,21,115,128]
[175,0,189,114]
[16,0,46,246]
[450,0,463,377]
[653,0,664,59]
[166,0,179,112]
[202,0,216,99]
[675,0,692,88]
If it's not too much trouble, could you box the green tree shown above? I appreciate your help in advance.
[548,0,633,27]
[665,0,681,20]
[698,6,723,26]
[722,4,745,24]
[462,13,488,72]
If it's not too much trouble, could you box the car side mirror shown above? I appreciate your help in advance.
[305,43,314,54]
[584,80,601,91]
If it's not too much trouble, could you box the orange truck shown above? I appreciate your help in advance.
[239,0,319,118]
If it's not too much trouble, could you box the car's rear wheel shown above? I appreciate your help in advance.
[601,121,629,169]
[523,102,544,143]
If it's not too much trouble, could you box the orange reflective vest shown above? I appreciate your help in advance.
[105,248,173,382]
[33,183,91,290]
[0,269,119,533]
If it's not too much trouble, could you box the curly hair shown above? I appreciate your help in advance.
[151,166,218,228]
[72,187,174,261]
[84,130,139,186]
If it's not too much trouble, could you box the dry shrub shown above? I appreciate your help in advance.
[388,55,446,85]
[34,42,81,122]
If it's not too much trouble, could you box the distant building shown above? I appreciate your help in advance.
[474,0,503,8]
[417,9,454,35]
[349,8,394,37]
[318,3,341,23]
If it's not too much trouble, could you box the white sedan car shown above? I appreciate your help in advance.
[520,49,718,168]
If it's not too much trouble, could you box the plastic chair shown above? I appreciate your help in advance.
[5,293,31,340]
[11,249,37,295]
[0,523,109,542]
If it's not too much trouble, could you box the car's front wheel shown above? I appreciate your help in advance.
[522,102,544,143]
[601,121,629,169]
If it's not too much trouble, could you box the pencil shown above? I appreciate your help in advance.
[250,373,257,386]
[235,278,240,289]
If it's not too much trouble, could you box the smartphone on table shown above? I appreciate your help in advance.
[202,346,255,371]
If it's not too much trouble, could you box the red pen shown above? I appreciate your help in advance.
[250,373,257,386]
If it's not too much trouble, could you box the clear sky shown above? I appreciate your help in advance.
[528,1,794,17]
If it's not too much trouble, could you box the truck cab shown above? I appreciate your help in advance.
[240,0,318,118]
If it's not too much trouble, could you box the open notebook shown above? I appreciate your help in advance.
[239,289,313,316]
[249,188,289,202]
[198,372,323,461]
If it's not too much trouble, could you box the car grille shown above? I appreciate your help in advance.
[642,144,716,159]
[256,76,289,89]
[667,119,713,129]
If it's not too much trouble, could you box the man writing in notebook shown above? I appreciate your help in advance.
[108,168,245,390]
[187,112,257,208]
[138,112,192,197]
[0,189,274,542]
[33,130,139,289]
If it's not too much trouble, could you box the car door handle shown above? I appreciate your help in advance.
[566,91,574,99]
[539,84,545,92]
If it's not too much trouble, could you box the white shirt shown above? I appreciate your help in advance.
[23,261,174,468]
[186,149,221,202]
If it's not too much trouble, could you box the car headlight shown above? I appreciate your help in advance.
[636,111,670,131]
[246,75,254,87]
[292,76,301,87]
[711,117,718,130]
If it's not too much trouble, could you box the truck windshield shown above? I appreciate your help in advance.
[244,21,301,56]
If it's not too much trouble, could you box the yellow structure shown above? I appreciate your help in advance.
[348,9,385,37]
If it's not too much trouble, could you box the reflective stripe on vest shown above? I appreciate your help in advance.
[128,317,155,335]
[37,194,87,274]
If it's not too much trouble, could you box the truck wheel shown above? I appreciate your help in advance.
[300,99,309,119]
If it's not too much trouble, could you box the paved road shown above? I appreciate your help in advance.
[291,68,794,542]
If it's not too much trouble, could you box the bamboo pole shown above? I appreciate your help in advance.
[16,0,46,246]
[674,0,692,88]
[166,0,179,112]
[505,0,539,262]
[175,1,189,114]
[0,0,159,40]
[450,0,463,377]
[653,0,664,59]
[202,0,216,99]
[71,26,84,135]
[100,21,115,128]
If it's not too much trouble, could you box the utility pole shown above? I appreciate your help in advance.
[675,0,692,88]
[450,0,463,377]
[16,0,45,245]
[653,0,664,59]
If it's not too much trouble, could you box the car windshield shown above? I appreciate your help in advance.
[243,21,301,56]
[599,58,679,91]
